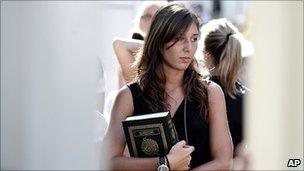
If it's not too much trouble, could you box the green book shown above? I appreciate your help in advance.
[122,112,179,157]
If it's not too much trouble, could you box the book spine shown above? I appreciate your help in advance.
[122,122,135,157]
[165,114,179,152]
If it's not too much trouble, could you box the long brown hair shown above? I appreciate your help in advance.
[134,2,209,120]
[202,18,242,98]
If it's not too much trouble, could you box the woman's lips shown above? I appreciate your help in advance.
[180,57,191,63]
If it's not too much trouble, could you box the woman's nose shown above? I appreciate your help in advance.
[183,40,192,52]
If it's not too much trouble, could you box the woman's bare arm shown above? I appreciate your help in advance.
[102,85,195,170]
[102,86,159,170]
[113,37,143,82]
[191,82,233,170]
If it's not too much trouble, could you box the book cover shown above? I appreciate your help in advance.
[122,112,179,157]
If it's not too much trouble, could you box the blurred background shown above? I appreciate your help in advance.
[1,0,303,170]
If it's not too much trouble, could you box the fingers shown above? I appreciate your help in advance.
[180,149,192,167]
[180,159,191,170]
[177,140,195,151]
[181,165,190,170]
[170,141,194,170]
[176,140,186,147]
[188,146,195,153]
[183,145,195,154]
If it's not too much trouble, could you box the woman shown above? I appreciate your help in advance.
[103,3,233,170]
[201,18,250,153]
[113,1,166,87]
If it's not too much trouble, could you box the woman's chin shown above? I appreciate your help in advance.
[176,64,190,71]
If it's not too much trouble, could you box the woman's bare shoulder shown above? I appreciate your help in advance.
[207,81,225,101]
[115,85,133,105]
[112,85,134,117]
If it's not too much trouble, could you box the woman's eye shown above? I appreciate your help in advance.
[192,37,198,42]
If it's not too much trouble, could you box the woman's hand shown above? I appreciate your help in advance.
[166,140,194,170]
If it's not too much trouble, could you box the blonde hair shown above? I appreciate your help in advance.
[201,18,243,98]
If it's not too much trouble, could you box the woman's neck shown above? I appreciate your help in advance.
[163,65,184,90]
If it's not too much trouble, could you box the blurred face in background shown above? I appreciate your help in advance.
[139,4,162,34]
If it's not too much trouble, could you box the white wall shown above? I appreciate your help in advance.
[1,1,137,169]
[246,1,303,170]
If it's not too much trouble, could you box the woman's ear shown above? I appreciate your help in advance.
[203,50,209,60]
[203,51,215,69]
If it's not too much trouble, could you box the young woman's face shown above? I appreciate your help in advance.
[163,22,199,71]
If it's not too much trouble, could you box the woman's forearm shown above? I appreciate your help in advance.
[108,156,159,170]
[191,158,232,171]
[113,38,142,82]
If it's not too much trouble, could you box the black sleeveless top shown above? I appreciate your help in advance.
[127,82,211,169]
[210,76,245,150]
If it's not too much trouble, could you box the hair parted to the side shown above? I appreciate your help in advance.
[133,2,209,121]
[202,18,243,98]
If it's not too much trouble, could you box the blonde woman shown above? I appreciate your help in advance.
[201,18,250,153]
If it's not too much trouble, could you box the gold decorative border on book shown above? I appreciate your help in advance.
[128,123,167,157]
